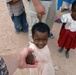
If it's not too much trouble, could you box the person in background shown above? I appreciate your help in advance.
[0,48,38,75]
[55,0,63,23]
[6,0,28,33]
[55,0,75,23]
[58,1,76,58]
[27,0,56,42]
[60,0,75,12]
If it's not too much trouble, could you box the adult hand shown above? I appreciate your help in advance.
[18,48,38,69]
[35,4,46,15]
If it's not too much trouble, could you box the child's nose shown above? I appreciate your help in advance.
[39,41,43,44]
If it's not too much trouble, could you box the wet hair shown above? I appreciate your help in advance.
[71,1,76,10]
[32,22,50,37]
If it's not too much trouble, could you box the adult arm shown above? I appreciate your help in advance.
[2,53,19,75]
[2,48,38,75]
[32,0,46,15]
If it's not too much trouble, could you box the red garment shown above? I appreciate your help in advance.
[58,28,76,49]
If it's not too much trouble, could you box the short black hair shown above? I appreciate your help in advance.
[32,22,50,36]
[71,1,76,10]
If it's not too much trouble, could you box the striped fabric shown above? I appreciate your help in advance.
[6,0,25,16]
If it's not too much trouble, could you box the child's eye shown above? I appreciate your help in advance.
[36,39,40,41]
[43,39,47,42]
[43,39,46,41]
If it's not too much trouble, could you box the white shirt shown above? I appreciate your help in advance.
[61,13,76,32]
[29,43,55,75]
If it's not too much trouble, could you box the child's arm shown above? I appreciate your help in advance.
[60,23,66,32]
[2,48,38,75]
[32,0,46,15]
[7,0,21,5]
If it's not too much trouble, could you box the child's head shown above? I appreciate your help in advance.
[32,22,50,49]
[71,1,76,20]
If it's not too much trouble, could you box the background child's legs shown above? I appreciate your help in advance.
[11,12,28,32]
[21,11,28,32]
[59,46,64,52]
[65,48,70,58]
[11,14,22,32]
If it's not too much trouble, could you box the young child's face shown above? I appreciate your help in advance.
[71,6,76,20]
[32,31,48,49]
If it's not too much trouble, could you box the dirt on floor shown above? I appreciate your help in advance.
[0,0,76,75]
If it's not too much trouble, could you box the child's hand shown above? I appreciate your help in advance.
[37,13,43,22]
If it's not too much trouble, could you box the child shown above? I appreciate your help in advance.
[0,48,38,75]
[58,1,76,58]
[28,22,55,75]
[6,0,28,33]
